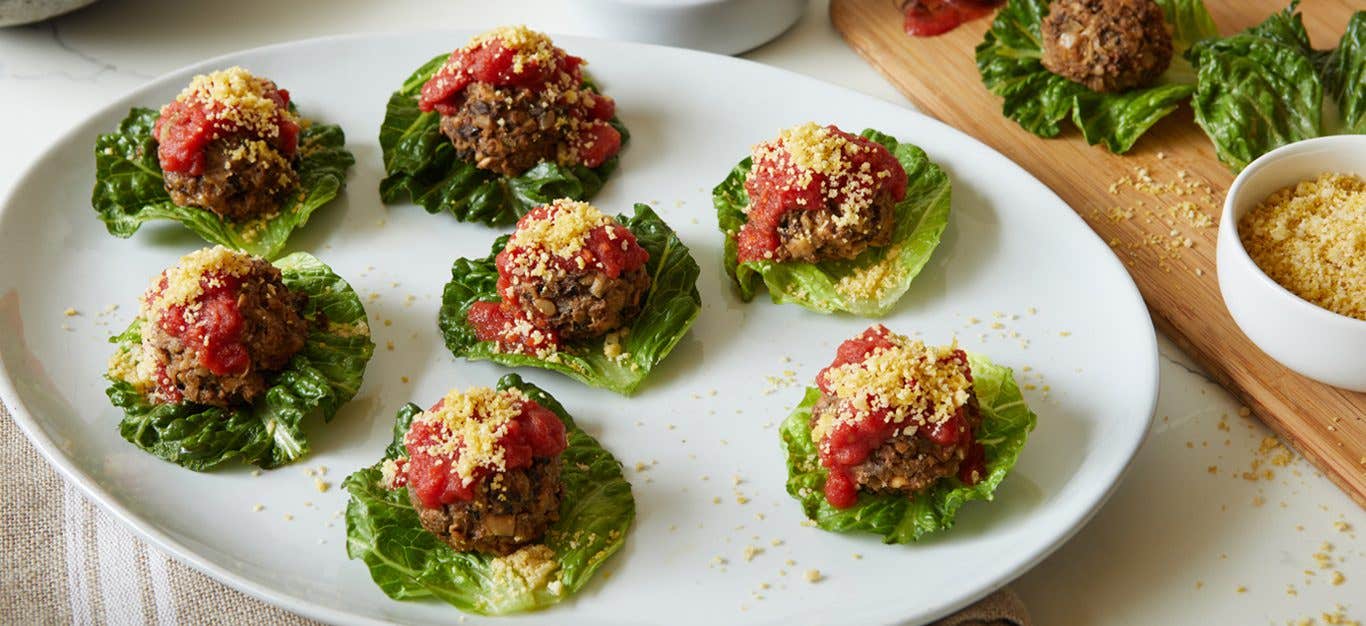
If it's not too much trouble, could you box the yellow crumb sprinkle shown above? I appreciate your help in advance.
[814,329,972,441]
[143,246,256,315]
[1238,172,1366,320]
[509,199,613,261]
[171,67,292,139]
[469,26,560,76]
[413,387,530,484]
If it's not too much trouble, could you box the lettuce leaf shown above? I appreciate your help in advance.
[1323,11,1366,134]
[343,374,635,615]
[1186,3,1324,170]
[714,130,949,317]
[92,107,354,259]
[779,354,1035,543]
[1185,4,1366,170]
[106,252,374,470]
[438,203,700,395]
[378,54,629,227]
[976,0,1217,153]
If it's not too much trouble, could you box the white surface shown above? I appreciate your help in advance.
[568,0,807,55]
[1217,136,1366,392]
[0,1,1361,624]
[0,30,1158,626]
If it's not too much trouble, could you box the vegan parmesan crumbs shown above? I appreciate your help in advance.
[813,329,972,442]
[509,199,613,261]
[468,26,559,76]
[1238,172,1366,321]
[748,122,889,216]
[409,387,530,485]
[835,243,905,301]
[168,66,294,139]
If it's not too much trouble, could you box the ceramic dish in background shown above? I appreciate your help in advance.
[1217,135,1366,392]
[0,0,95,26]
[567,0,805,55]
[0,32,1158,625]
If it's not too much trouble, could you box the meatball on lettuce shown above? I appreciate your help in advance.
[780,325,1035,543]
[344,375,633,615]
[105,246,374,470]
[1040,0,1174,94]
[439,200,701,395]
[714,124,951,317]
[93,67,354,258]
[977,0,1219,153]
[379,26,629,226]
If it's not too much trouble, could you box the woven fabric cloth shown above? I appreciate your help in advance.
[0,405,316,625]
[2,400,1029,625]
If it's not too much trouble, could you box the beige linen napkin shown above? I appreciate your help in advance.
[0,406,314,625]
[2,401,1029,625]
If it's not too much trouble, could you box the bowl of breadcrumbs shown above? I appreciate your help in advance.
[1218,135,1366,391]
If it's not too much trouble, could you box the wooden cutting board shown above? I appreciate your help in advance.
[830,0,1366,507]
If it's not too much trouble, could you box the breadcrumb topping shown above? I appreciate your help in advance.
[411,387,530,484]
[1238,172,1365,320]
[509,199,612,261]
[469,25,562,76]
[141,246,256,317]
[746,122,888,220]
[835,243,905,300]
[814,328,972,441]
[170,67,293,139]
[489,544,561,598]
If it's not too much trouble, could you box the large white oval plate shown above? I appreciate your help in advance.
[0,32,1157,626]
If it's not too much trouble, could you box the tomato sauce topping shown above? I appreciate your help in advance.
[145,271,250,402]
[467,200,648,355]
[813,325,984,509]
[418,26,621,169]
[902,0,1004,37]
[153,67,300,176]
[738,123,906,264]
[399,389,567,508]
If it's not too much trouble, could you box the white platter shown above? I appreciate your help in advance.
[0,32,1157,625]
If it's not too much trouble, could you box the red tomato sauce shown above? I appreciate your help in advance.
[418,36,621,168]
[153,83,299,176]
[737,126,906,264]
[902,0,1004,37]
[402,396,567,508]
[813,325,985,509]
[467,300,563,354]
[149,272,252,402]
[467,203,649,354]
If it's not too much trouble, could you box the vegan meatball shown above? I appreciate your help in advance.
[1040,0,1173,93]
[810,325,986,509]
[163,136,299,221]
[737,123,907,265]
[468,199,651,353]
[128,246,308,407]
[410,458,562,556]
[438,82,561,177]
[418,26,622,178]
[154,67,302,220]
[386,386,568,556]
[775,188,897,263]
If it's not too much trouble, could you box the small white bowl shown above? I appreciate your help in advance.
[1217,135,1366,392]
[568,0,807,55]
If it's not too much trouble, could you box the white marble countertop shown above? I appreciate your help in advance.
[0,1,1361,623]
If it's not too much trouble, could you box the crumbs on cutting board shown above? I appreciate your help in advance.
[1097,162,1220,276]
